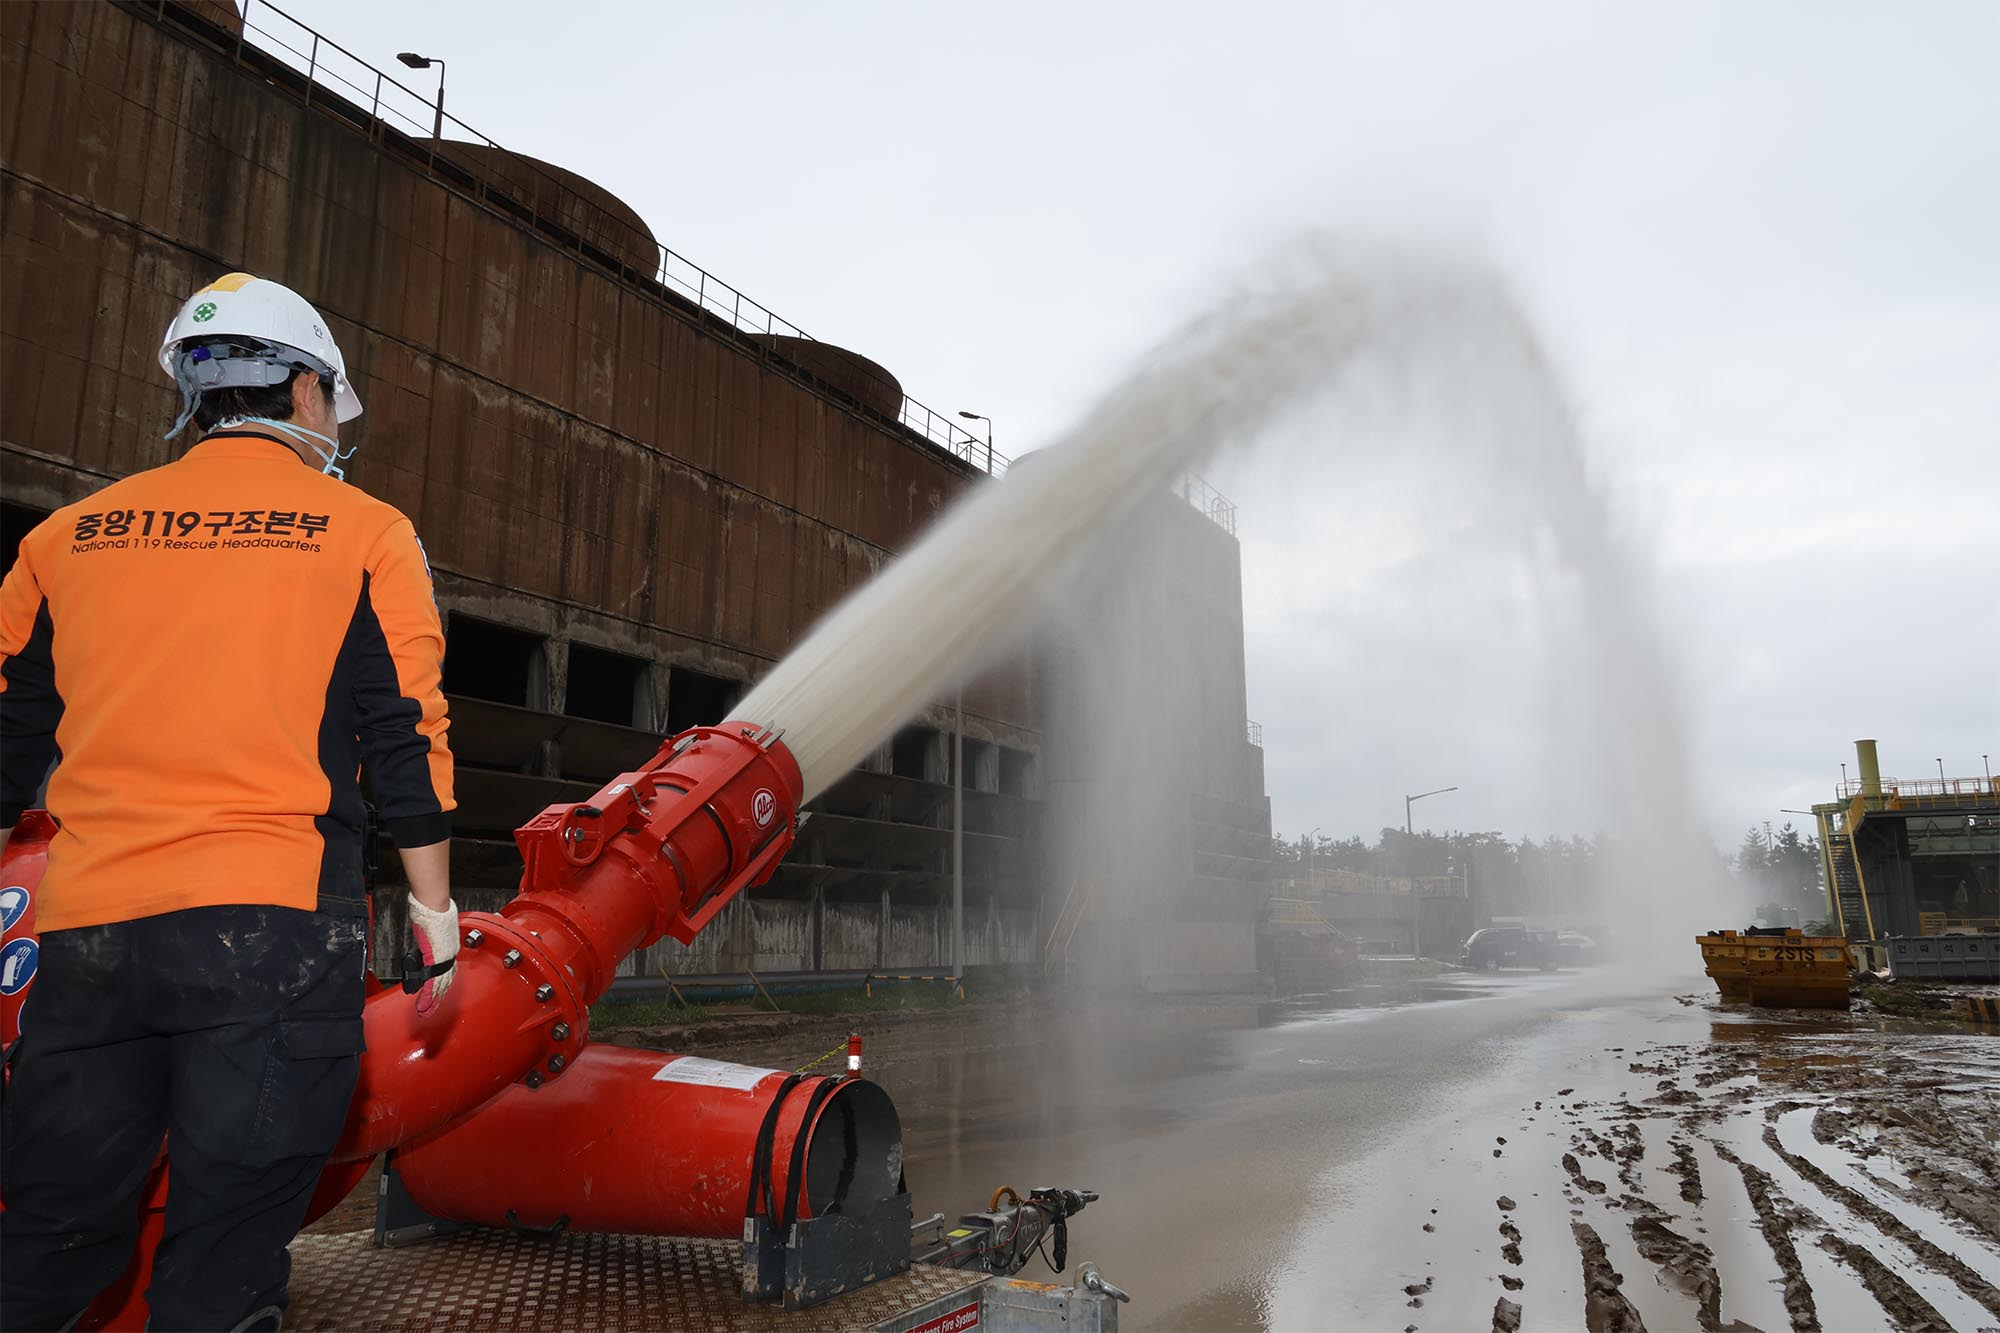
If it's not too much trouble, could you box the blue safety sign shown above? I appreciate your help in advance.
[0,937,37,996]
[0,885,29,933]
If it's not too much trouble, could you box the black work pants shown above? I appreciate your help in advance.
[1,905,367,1332]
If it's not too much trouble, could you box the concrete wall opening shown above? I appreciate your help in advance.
[443,616,548,709]
[665,666,738,734]
[891,727,935,782]
[961,738,998,794]
[998,746,1035,798]
[565,643,651,729]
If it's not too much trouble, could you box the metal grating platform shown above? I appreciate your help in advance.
[287,1229,985,1332]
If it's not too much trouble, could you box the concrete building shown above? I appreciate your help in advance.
[1040,484,1273,991]
[1,0,1269,984]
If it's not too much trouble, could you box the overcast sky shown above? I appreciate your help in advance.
[280,0,1998,849]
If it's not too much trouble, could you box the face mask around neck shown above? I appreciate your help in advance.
[215,416,358,481]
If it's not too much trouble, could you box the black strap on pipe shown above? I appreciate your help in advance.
[399,951,457,995]
[745,1073,807,1226]
[779,1076,847,1234]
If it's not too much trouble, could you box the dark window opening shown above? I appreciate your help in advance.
[998,747,1034,798]
[665,666,739,734]
[2,503,54,579]
[960,738,997,793]
[443,616,547,709]
[566,643,650,728]
[891,727,935,782]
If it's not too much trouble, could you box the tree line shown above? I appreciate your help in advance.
[1731,822,1827,926]
[1272,824,1819,925]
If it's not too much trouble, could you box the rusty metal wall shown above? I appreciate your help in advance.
[0,0,1035,730]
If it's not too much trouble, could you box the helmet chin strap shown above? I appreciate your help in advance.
[216,415,357,480]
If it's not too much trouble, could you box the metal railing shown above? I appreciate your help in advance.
[1246,720,1263,748]
[177,0,1008,474]
[1835,777,1998,802]
[1173,473,1238,536]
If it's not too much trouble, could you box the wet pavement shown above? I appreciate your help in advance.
[707,966,2000,1332]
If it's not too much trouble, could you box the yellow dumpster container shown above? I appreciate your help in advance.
[1699,929,1851,1009]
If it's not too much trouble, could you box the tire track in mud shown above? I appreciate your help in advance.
[1713,1144,1820,1332]
[1759,1121,2000,1320]
[1821,1097,2000,1247]
[1627,1215,1734,1332]
[1815,1234,1953,1333]
[1666,1137,1703,1205]
[1573,1221,1647,1332]
[1717,1136,1976,1333]
[1865,1086,2000,1250]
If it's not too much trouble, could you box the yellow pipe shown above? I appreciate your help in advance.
[1855,739,1882,798]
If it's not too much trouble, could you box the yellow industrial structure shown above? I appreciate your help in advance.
[1811,741,2000,943]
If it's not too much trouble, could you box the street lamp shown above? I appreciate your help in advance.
[1305,825,1321,891]
[1404,786,1458,837]
[957,410,994,474]
[1403,786,1457,958]
[397,52,447,143]
[1936,757,1946,783]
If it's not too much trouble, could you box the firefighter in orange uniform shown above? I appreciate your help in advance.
[0,275,463,1331]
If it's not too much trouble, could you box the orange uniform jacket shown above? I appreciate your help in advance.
[0,430,454,931]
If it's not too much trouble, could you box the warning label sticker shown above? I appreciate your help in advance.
[1,938,38,995]
[907,1300,980,1333]
[651,1056,772,1092]
[0,885,28,932]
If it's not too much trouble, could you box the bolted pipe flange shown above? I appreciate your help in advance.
[551,1022,571,1041]
[463,928,483,948]
[502,949,522,969]
[547,1054,567,1073]
[534,983,555,1002]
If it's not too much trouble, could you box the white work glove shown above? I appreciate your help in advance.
[406,894,460,1014]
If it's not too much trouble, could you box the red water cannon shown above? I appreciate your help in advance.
[515,723,801,950]
[335,722,803,1161]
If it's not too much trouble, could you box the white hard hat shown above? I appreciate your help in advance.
[158,273,362,425]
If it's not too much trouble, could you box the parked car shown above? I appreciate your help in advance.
[1461,926,1557,971]
[1556,931,1599,963]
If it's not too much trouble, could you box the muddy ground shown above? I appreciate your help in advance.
[310,971,2000,1332]
[1266,981,2000,1333]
